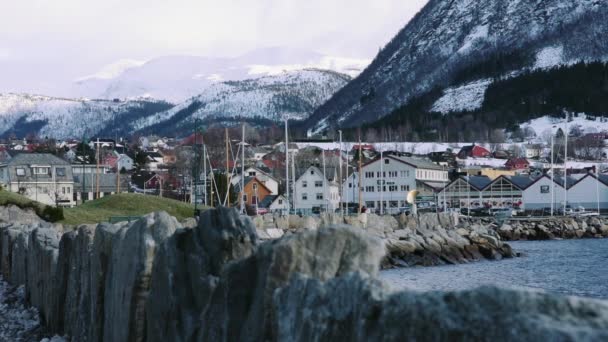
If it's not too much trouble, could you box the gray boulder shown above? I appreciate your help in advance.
[103,212,180,342]
[275,272,608,341]
[146,207,257,342]
[25,227,60,325]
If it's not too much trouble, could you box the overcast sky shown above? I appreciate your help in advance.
[0,0,428,94]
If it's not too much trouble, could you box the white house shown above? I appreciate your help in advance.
[117,154,135,172]
[258,194,289,213]
[0,153,75,207]
[232,167,279,195]
[344,154,448,212]
[294,165,340,212]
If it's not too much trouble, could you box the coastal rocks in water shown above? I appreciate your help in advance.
[486,217,608,241]
[253,212,514,268]
[103,211,181,342]
[275,273,608,341]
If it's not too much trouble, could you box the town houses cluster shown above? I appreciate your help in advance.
[1,130,608,216]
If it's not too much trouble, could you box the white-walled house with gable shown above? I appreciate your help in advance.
[293,165,340,212]
[232,167,279,195]
[343,154,448,212]
[0,153,75,207]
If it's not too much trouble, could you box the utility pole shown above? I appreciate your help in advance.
[193,119,199,215]
[322,149,327,211]
[203,144,207,207]
[285,118,290,213]
[380,149,384,215]
[291,152,296,214]
[225,127,230,207]
[358,129,363,215]
[241,123,245,213]
[564,112,569,213]
[96,138,100,199]
[551,134,554,216]
[338,130,343,215]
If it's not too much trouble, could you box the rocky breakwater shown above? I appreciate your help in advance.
[255,212,514,268]
[461,216,608,241]
[1,206,608,340]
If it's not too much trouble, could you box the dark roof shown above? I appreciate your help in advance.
[463,175,493,190]
[258,195,278,208]
[506,175,536,189]
[552,175,579,189]
[74,173,121,191]
[6,153,69,166]
[234,176,255,193]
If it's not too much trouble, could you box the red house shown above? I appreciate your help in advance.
[504,157,530,170]
[457,144,491,159]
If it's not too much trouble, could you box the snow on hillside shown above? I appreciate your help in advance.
[73,47,369,103]
[534,46,565,69]
[0,93,165,139]
[431,79,492,114]
[520,114,608,138]
[133,69,349,132]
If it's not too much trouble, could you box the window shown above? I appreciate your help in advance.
[56,168,66,177]
[16,168,25,176]
[243,194,248,202]
[302,181,308,188]
[253,183,258,191]
[388,171,397,178]
[278,199,283,204]
[390,201,399,208]
[252,196,258,204]
[401,185,410,192]
[365,172,374,178]
[348,183,352,188]
[310,170,314,175]
[365,186,375,192]
[366,201,375,208]
[389,185,398,192]
[384,159,389,164]
[248,171,256,176]
[316,193,323,200]
[33,167,49,175]
[315,181,323,187]
[302,193,308,200]
[540,185,550,194]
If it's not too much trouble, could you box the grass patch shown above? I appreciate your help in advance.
[0,190,44,210]
[61,193,196,225]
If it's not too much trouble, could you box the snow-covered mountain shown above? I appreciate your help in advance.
[72,47,368,103]
[0,69,349,139]
[0,94,172,139]
[304,0,608,134]
[132,69,350,135]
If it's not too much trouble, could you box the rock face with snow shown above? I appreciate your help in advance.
[2,206,608,341]
[305,0,608,133]
[72,47,368,103]
[1,69,349,139]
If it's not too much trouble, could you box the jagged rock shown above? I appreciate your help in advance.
[26,227,60,325]
[103,211,180,342]
[146,207,257,342]
[63,225,95,339]
[1,227,20,280]
[87,222,123,342]
[275,273,608,341]
[10,229,31,285]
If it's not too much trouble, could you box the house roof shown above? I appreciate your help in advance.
[505,175,536,189]
[258,195,278,208]
[74,173,120,191]
[463,175,493,190]
[234,176,272,194]
[362,154,444,171]
[5,153,69,166]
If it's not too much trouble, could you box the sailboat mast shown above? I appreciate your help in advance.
[225,127,230,207]
[285,118,290,212]
[241,124,245,213]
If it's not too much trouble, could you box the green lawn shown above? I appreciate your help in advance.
[61,193,196,225]
[0,189,45,211]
